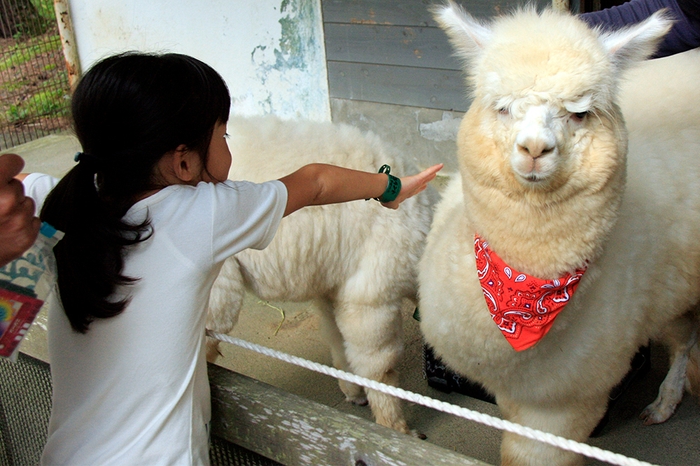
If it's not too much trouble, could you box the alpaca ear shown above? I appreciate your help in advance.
[597,10,674,70]
[431,0,492,62]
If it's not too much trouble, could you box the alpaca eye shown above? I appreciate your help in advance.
[498,108,510,116]
[572,111,588,121]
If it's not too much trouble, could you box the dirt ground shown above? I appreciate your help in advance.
[0,27,71,150]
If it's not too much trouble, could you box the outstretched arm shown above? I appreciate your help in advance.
[279,163,443,217]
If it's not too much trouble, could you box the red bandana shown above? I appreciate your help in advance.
[474,234,587,351]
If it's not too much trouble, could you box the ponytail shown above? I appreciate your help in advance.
[41,160,151,333]
[41,52,230,333]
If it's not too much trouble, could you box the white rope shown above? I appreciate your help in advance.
[207,330,659,466]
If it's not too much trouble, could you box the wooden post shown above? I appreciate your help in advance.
[52,0,81,91]
[208,363,491,466]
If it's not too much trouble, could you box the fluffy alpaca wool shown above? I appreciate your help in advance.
[207,115,436,436]
[419,3,700,465]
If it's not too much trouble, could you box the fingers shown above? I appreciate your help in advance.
[0,154,29,219]
[0,201,40,267]
[0,156,40,266]
[402,163,444,195]
[0,190,38,234]
[417,163,444,181]
[382,163,444,209]
[406,163,443,190]
[0,213,40,267]
[0,178,30,217]
[0,154,25,184]
[422,163,444,178]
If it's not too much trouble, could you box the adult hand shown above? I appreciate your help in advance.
[0,154,41,267]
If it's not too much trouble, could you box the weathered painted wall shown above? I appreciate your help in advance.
[67,0,331,121]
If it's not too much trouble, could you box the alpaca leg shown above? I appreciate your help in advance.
[206,257,246,362]
[333,300,411,435]
[641,316,698,425]
[498,395,608,466]
[685,337,700,396]
[315,299,367,405]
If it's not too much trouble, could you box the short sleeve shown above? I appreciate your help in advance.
[210,179,288,263]
[22,173,59,215]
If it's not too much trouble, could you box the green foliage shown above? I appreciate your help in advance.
[0,34,61,72]
[0,80,26,93]
[4,104,29,123]
[7,0,55,40]
[31,0,56,21]
[29,88,67,114]
[3,88,68,124]
[0,23,70,136]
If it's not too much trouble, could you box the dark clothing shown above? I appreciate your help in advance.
[581,0,700,57]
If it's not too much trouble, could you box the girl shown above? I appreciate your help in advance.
[21,52,442,465]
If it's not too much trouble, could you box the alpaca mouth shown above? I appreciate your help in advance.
[515,170,546,184]
[512,154,553,184]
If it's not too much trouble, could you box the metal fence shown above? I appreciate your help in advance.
[0,0,71,150]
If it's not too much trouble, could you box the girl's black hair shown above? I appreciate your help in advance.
[40,52,231,333]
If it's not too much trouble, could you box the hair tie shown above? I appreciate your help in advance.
[74,152,99,166]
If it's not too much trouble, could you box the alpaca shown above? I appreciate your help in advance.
[418,3,700,465]
[206,115,435,436]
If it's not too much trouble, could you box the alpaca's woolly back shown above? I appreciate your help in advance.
[620,49,700,134]
[224,115,434,303]
[210,116,435,435]
[227,116,413,182]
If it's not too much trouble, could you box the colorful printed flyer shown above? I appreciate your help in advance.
[0,222,63,360]
[0,287,44,358]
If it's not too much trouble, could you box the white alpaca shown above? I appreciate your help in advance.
[207,115,435,435]
[419,3,700,465]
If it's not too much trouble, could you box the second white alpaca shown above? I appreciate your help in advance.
[419,3,700,465]
[207,115,435,436]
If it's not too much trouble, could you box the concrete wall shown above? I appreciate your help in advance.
[67,0,331,121]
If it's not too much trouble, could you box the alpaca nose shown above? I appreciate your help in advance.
[517,138,555,159]
[517,105,557,158]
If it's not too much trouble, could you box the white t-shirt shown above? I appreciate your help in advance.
[23,173,287,466]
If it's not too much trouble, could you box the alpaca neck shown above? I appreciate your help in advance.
[462,174,624,279]
[460,137,626,279]
[456,102,628,279]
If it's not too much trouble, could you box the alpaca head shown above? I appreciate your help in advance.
[433,2,672,202]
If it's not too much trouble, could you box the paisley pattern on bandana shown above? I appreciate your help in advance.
[474,234,587,351]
